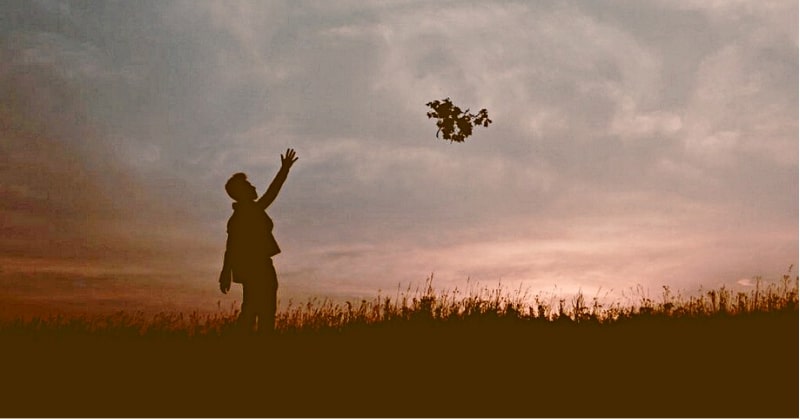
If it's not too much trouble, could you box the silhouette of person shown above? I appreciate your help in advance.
[219,148,298,334]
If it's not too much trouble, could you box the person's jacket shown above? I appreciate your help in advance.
[225,201,281,284]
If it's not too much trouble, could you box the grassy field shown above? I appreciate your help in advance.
[1,276,797,417]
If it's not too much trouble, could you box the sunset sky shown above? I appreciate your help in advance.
[1,1,797,317]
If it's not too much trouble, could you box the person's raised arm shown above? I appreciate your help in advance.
[257,148,298,209]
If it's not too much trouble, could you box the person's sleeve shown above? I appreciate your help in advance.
[256,165,290,210]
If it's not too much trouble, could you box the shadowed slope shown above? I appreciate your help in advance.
[2,281,797,417]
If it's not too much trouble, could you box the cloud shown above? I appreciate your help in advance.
[0,22,214,280]
[0,1,795,313]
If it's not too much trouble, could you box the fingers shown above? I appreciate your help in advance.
[282,148,298,164]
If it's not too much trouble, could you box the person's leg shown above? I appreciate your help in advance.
[238,282,257,333]
[259,260,278,334]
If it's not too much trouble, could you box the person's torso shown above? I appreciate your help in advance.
[227,202,281,263]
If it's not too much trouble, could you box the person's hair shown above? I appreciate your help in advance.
[225,172,250,202]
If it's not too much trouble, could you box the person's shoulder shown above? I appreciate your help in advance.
[227,203,244,222]
[233,201,259,208]
[229,201,259,220]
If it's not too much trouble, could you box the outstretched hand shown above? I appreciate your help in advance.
[281,148,298,170]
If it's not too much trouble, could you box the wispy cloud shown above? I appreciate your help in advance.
[0,1,795,314]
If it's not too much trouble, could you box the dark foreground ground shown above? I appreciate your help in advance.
[2,311,797,417]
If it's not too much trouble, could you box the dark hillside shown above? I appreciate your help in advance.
[2,309,797,417]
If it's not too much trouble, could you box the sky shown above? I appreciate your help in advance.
[1,0,797,317]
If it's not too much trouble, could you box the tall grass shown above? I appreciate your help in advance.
[2,271,797,417]
[2,272,796,337]
[279,273,798,330]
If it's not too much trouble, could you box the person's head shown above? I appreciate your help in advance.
[225,172,257,202]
